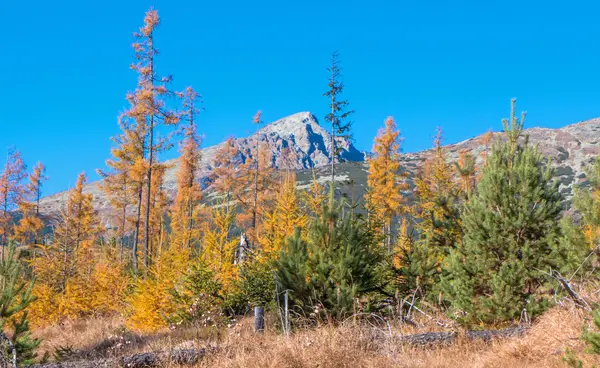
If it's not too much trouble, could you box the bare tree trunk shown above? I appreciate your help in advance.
[144,114,154,269]
[132,184,143,276]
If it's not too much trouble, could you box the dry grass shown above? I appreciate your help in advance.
[32,305,600,367]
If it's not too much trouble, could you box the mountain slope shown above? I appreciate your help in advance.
[38,112,364,219]
[39,113,600,223]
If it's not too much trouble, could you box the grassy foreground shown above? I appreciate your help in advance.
[31,304,600,368]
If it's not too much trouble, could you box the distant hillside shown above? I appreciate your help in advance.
[39,113,600,224]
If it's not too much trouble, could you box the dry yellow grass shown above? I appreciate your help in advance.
[32,304,600,367]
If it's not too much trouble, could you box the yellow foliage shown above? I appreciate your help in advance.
[202,205,239,290]
[261,173,308,259]
[126,241,190,332]
[126,275,174,332]
[302,170,327,217]
[29,173,129,327]
[366,117,408,249]
[89,246,130,315]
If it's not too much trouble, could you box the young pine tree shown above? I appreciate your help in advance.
[556,155,600,278]
[324,51,354,185]
[277,198,382,322]
[574,155,600,251]
[442,99,563,326]
[0,242,39,365]
[365,116,407,253]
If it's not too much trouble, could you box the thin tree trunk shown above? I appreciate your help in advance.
[143,31,155,270]
[144,115,154,269]
[132,184,143,276]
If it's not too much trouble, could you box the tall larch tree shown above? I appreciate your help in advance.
[261,172,308,259]
[172,87,203,250]
[302,170,327,217]
[401,129,462,299]
[130,8,179,269]
[235,114,274,244]
[324,51,354,186]
[202,204,239,291]
[0,148,27,258]
[365,116,407,252]
[100,115,147,273]
[442,99,564,326]
[30,173,100,325]
[212,137,239,213]
[14,163,47,247]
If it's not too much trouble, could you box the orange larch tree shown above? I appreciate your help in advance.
[235,141,274,245]
[14,162,47,247]
[172,87,203,250]
[130,8,180,269]
[212,137,239,213]
[261,172,307,259]
[30,172,101,325]
[231,112,275,246]
[0,148,27,257]
[302,170,327,217]
[105,91,149,273]
[365,117,407,252]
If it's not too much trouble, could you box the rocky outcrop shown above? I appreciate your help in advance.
[38,113,600,224]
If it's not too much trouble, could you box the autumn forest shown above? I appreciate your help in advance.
[1,7,600,368]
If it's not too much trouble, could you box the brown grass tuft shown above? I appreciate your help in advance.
[31,305,600,367]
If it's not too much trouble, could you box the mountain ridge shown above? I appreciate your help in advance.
[38,112,600,223]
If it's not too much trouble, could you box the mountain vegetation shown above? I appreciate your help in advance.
[1,7,600,367]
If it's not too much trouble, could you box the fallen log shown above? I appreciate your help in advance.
[397,326,528,347]
[28,348,208,368]
[398,331,457,346]
[465,327,527,342]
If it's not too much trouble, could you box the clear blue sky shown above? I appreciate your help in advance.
[1,0,599,196]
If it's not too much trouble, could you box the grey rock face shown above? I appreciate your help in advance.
[38,113,600,225]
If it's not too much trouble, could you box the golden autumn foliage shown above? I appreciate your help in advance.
[0,148,27,252]
[413,130,458,230]
[202,205,239,291]
[126,243,190,332]
[172,87,204,250]
[235,135,275,242]
[14,162,46,247]
[105,83,149,274]
[29,173,104,326]
[212,137,239,210]
[410,130,462,274]
[128,7,180,272]
[302,170,327,217]
[260,173,308,259]
[366,117,407,250]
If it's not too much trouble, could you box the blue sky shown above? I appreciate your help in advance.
[1,0,599,196]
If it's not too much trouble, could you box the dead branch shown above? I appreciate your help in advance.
[28,348,208,368]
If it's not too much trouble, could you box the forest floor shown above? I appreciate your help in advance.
[31,304,600,368]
